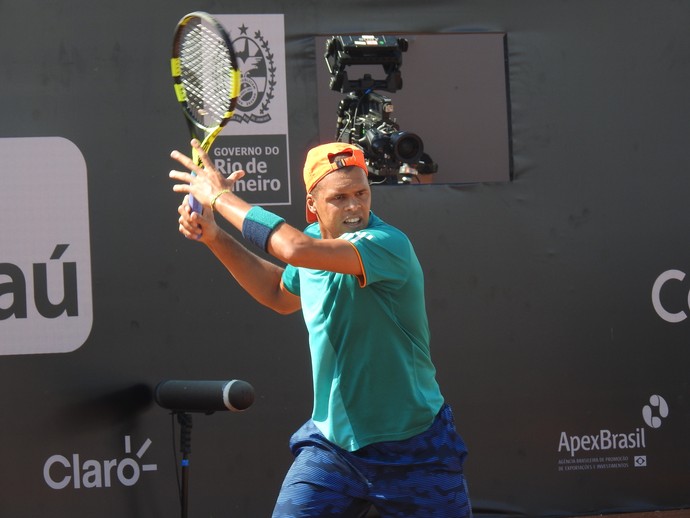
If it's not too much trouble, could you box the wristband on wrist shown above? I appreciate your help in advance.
[210,189,231,211]
[241,206,285,251]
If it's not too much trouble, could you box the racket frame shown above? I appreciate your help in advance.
[171,11,241,211]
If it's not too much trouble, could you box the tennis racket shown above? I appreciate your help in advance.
[171,11,240,212]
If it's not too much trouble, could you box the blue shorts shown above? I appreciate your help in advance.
[272,404,471,518]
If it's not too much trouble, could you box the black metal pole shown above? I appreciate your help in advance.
[177,412,193,518]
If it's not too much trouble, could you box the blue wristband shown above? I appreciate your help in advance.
[242,206,285,251]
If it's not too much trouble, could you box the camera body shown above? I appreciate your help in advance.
[325,35,437,183]
[336,92,424,178]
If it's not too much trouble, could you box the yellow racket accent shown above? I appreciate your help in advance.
[230,68,241,101]
[173,83,187,103]
[170,57,181,77]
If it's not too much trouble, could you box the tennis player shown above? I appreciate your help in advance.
[169,140,472,517]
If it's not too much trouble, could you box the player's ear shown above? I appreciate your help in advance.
[306,194,318,218]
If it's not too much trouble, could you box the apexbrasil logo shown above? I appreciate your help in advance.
[558,427,646,458]
[43,436,157,489]
[556,395,669,471]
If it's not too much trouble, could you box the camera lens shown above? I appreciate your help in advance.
[391,132,423,163]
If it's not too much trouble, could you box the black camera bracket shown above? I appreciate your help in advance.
[325,35,408,94]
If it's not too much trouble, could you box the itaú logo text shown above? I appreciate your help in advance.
[652,269,690,323]
[43,436,157,489]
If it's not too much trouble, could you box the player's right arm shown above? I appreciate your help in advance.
[177,198,301,315]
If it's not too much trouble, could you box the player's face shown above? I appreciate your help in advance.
[307,167,371,239]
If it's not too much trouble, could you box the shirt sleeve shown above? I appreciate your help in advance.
[281,263,300,296]
[339,226,411,287]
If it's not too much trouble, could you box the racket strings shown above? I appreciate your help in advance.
[180,23,235,128]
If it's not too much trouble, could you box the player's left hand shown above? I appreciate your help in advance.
[169,139,245,208]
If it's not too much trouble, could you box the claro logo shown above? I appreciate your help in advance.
[0,137,92,355]
[43,436,157,490]
[652,269,690,323]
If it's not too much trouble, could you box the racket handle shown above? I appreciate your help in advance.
[189,150,204,213]
[188,194,203,213]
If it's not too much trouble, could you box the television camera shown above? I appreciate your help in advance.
[324,35,437,183]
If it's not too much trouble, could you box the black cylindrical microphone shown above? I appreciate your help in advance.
[154,379,255,413]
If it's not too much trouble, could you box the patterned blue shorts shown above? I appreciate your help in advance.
[272,404,471,518]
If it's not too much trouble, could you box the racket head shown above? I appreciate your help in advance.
[171,12,241,212]
[171,12,241,141]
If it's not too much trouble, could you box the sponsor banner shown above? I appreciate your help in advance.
[43,435,157,490]
[555,394,670,473]
[211,134,289,205]
[213,14,291,206]
[652,269,690,323]
[0,137,93,355]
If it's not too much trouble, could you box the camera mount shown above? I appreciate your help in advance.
[324,35,437,183]
[325,35,407,94]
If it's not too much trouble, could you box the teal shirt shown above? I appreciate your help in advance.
[281,212,444,451]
